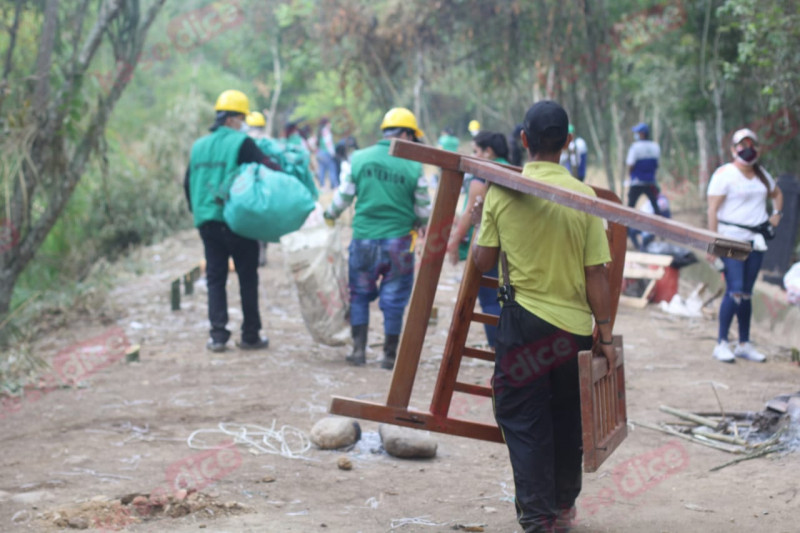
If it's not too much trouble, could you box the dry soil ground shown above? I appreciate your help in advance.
[1,217,799,533]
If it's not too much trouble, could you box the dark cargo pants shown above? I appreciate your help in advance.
[492,301,592,532]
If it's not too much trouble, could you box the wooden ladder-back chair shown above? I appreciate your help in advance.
[330,140,750,472]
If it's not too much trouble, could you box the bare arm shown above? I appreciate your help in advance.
[585,263,616,372]
[770,186,784,227]
[447,180,487,264]
[707,194,725,232]
[472,215,499,274]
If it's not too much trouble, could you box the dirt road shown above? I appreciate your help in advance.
[1,227,798,533]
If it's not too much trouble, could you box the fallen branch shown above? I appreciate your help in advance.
[710,446,784,472]
[660,405,724,430]
[633,421,743,454]
[690,428,747,447]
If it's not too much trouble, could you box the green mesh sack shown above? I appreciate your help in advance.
[223,163,315,243]
[255,138,318,200]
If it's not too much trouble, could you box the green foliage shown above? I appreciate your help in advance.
[6,0,800,317]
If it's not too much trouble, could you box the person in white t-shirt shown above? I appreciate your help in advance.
[559,124,588,181]
[706,128,784,363]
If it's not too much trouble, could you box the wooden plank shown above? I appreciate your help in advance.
[388,141,749,259]
[330,396,504,443]
[390,139,464,171]
[594,189,627,333]
[625,251,674,266]
[463,346,495,362]
[453,382,493,397]
[619,290,654,309]
[472,312,499,326]
[386,167,463,408]
[580,336,626,472]
[428,222,484,417]
[479,275,498,289]
[623,266,666,279]
[457,157,750,259]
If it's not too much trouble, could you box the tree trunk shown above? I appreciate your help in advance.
[0,0,166,317]
[611,101,625,198]
[0,266,21,318]
[696,119,709,198]
[413,47,425,140]
[267,36,282,138]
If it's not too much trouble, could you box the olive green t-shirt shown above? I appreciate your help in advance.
[477,161,611,335]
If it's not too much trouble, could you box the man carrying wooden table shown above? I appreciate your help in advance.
[472,100,616,533]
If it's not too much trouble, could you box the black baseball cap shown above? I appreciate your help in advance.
[523,100,569,149]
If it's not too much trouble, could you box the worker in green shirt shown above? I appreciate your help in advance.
[437,128,460,152]
[184,89,280,353]
[323,108,431,369]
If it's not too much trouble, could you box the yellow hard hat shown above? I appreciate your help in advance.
[380,107,424,139]
[246,111,266,127]
[468,119,480,134]
[215,90,249,115]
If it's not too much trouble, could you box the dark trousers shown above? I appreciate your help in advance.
[492,302,593,532]
[627,183,661,247]
[199,221,262,344]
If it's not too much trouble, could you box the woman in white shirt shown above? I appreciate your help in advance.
[707,128,784,363]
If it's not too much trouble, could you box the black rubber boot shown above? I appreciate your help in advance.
[346,324,368,366]
[381,334,400,370]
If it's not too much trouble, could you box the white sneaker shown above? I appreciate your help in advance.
[734,342,766,362]
[712,341,735,363]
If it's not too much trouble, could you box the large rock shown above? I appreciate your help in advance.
[379,424,437,459]
[310,417,361,449]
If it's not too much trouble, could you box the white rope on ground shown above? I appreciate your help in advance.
[187,421,312,459]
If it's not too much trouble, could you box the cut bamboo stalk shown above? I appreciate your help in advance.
[690,428,747,446]
[634,421,744,454]
[710,446,784,472]
[694,411,755,419]
[660,405,723,429]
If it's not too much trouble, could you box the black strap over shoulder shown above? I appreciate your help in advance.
[497,251,515,304]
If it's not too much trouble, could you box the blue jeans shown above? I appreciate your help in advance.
[317,151,339,189]
[719,251,764,343]
[348,236,414,335]
[478,265,501,347]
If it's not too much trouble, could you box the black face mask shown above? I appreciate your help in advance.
[737,147,758,164]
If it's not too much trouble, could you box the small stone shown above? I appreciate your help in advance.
[310,417,361,449]
[259,476,276,483]
[67,516,89,529]
[379,424,437,459]
[199,525,207,529]
[337,457,353,471]
[125,345,141,363]
[132,495,149,507]
[174,489,188,501]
